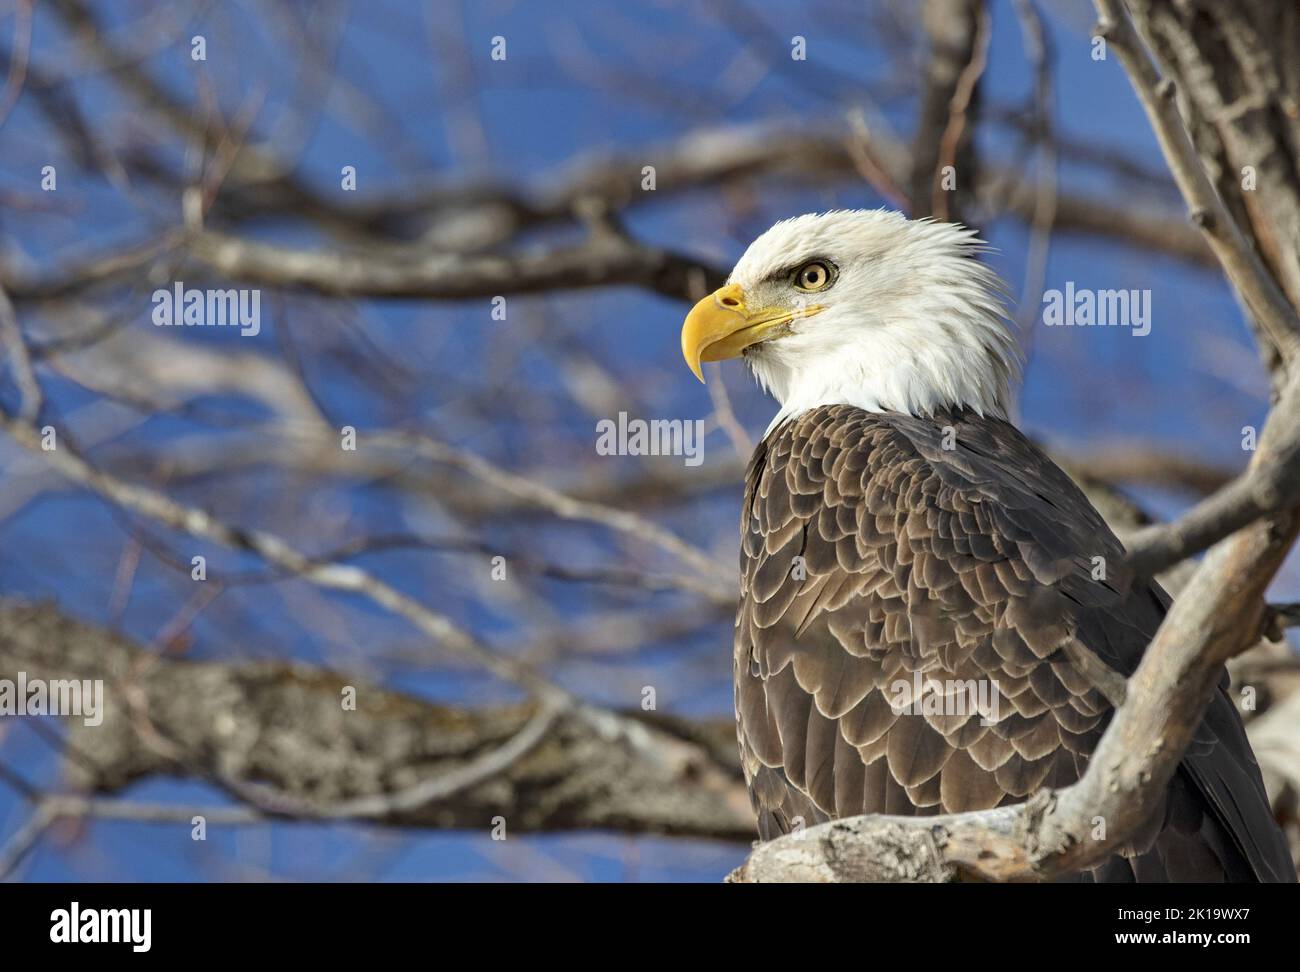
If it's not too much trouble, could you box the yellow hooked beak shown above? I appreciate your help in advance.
[680,283,823,382]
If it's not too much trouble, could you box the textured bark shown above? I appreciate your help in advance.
[1126,0,1300,385]
[0,600,753,840]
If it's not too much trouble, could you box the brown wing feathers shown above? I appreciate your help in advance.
[734,403,1294,881]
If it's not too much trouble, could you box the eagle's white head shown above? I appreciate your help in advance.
[681,209,1020,429]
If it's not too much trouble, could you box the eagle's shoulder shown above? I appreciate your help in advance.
[740,403,1149,638]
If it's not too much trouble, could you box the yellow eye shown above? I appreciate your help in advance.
[794,261,832,292]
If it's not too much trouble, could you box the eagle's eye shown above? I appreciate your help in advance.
[793,260,833,292]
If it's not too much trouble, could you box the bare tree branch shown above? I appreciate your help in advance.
[0,599,753,845]
[1094,0,1300,373]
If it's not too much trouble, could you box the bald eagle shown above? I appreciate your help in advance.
[681,210,1294,882]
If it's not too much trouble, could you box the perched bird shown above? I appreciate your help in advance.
[680,209,1294,882]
